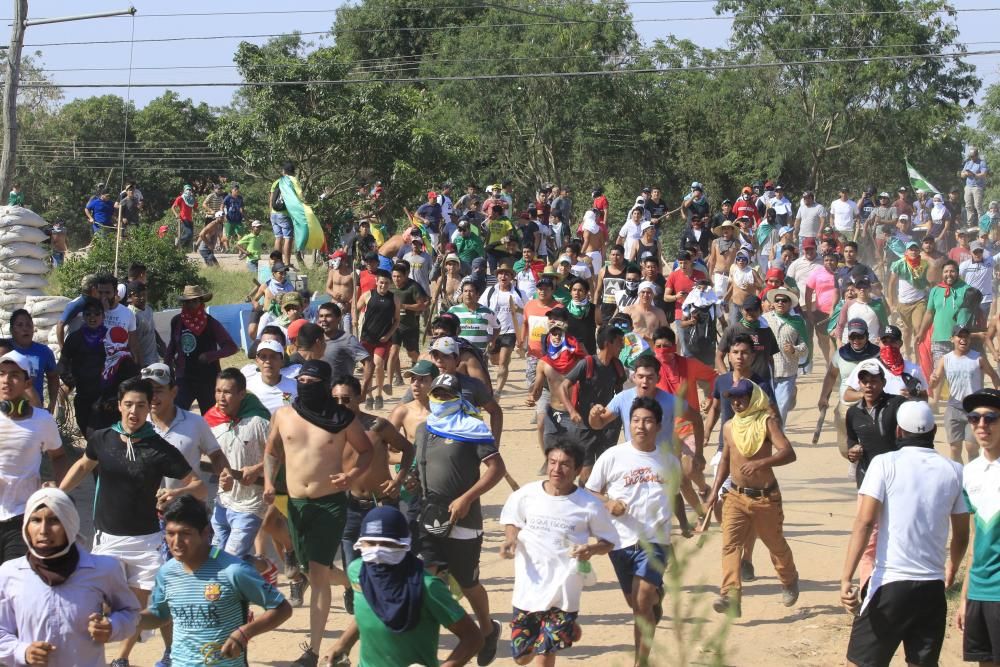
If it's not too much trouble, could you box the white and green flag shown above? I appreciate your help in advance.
[906,160,941,194]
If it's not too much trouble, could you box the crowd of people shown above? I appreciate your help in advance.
[0,149,998,667]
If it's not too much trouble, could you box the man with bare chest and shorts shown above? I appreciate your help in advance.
[708,220,741,300]
[264,359,374,666]
[325,250,355,334]
[624,281,668,344]
[706,379,799,617]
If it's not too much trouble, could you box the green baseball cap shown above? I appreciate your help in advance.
[404,360,440,379]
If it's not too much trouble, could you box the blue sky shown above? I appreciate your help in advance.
[17,0,1000,117]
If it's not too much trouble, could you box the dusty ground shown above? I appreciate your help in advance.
[117,354,969,667]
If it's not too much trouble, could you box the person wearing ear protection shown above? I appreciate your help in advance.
[0,351,68,565]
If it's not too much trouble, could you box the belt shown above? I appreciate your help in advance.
[734,482,778,499]
[348,494,399,511]
[547,406,570,424]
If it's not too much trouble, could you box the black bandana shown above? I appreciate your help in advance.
[28,543,80,586]
[294,360,354,433]
[838,341,879,363]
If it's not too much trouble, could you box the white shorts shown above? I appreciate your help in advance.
[712,273,730,298]
[92,530,164,591]
[586,250,603,272]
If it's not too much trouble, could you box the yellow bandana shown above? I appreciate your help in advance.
[730,383,771,457]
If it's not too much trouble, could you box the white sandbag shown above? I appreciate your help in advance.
[0,293,26,307]
[32,329,49,344]
[30,314,58,329]
[0,257,48,274]
[0,243,49,260]
[48,328,59,345]
[0,226,48,245]
[0,206,47,229]
[0,274,47,290]
[24,295,68,315]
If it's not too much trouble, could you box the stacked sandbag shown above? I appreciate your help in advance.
[24,295,69,346]
[0,206,52,335]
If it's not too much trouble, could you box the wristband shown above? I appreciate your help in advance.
[236,626,250,645]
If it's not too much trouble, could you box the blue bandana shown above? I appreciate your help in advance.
[426,396,494,444]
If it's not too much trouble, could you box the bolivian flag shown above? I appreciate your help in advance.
[277,175,324,252]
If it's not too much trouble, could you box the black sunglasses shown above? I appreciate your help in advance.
[967,412,1000,426]
[773,297,791,304]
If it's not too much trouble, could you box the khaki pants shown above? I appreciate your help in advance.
[896,300,926,354]
[721,489,798,596]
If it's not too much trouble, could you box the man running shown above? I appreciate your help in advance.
[358,269,400,410]
[263,360,374,666]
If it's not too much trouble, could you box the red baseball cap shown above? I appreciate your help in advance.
[802,238,818,249]
[286,318,308,342]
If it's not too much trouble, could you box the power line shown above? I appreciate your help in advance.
[14,48,1000,89]
[21,7,1000,47]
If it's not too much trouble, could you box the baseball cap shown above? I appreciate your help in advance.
[898,214,909,221]
[558,255,572,265]
[972,242,984,253]
[536,276,554,288]
[251,220,263,228]
[878,191,890,198]
[357,506,410,547]
[855,359,885,378]
[0,351,30,374]
[404,360,440,379]
[723,379,755,399]
[640,220,653,232]
[280,292,303,308]
[741,295,763,311]
[897,400,935,434]
[953,324,971,337]
[272,261,288,273]
[905,240,919,249]
[778,225,794,237]
[298,359,332,383]
[286,318,308,341]
[691,181,703,190]
[427,191,437,201]
[802,238,817,249]
[963,388,1000,413]
[430,373,461,396]
[444,253,460,264]
[429,337,459,356]
[847,318,869,336]
[256,339,285,356]
[471,257,487,270]
[880,325,902,341]
[140,362,172,386]
[457,220,470,230]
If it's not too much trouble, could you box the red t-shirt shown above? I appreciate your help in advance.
[731,199,759,225]
[593,195,609,214]
[358,269,377,296]
[172,196,197,222]
[949,247,972,264]
[665,268,707,319]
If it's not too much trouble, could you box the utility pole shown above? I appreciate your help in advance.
[0,3,136,196]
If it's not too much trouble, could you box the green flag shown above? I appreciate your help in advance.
[906,160,941,194]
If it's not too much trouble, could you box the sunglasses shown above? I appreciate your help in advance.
[773,297,791,304]
[848,333,867,340]
[967,412,1000,426]
[653,343,672,349]
[141,367,171,381]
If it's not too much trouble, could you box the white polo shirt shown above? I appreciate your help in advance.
[0,409,61,520]
[245,374,298,415]
[150,408,221,490]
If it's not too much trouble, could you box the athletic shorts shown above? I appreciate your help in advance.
[964,599,1000,663]
[490,333,516,353]
[510,607,578,658]
[362,340,391,359]
[287,492,347,571]
[609,542,669,595]
[92,530,164,591]
[223,221,243,238]
[945,405,973,444]
[392,328,420,353]
[270,212,292,239]
[846,579,946,667]
[418,533,482,589]
[543,408,612,467]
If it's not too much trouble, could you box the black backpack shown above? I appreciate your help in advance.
[272,185,286,212]
[684,305,717,356]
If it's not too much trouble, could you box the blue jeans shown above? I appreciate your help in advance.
[340,497,399,570]
[211,502,263,558]
[773,376,797,424]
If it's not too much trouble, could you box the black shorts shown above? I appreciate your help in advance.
[846,579,946,667]
[418,532,482,589]
[490,333,516,353]
[392,328,420,353]
[543,408,615,467]
[964,599,1000,663]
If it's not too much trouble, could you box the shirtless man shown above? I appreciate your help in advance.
[526,317,586,458]
[581,211,607,271]
[922,234,947,284]
[706,379,799,617]
[708,220,741,302]
[624,281,668,344]
[263,359,374,666]
[324,250,355,334]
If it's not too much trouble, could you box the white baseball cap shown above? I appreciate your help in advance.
[897,400,935,434]
[0,351,30,373]
[429,336,459,356]
[256,339,284,356]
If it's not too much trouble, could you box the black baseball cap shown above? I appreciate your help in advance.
[963,388,1000,413]
[430,373,461,397]
[742,295,763,311]
[879,325,902,341]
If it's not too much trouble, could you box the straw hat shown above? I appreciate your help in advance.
[178,285,212,302]
[765,287,799,308]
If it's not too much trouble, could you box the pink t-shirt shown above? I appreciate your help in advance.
[805,268,838,314]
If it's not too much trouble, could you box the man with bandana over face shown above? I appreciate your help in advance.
[263,360,375,666]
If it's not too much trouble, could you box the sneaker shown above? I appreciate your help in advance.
[711,594,741,617]
[283,551,300,580]
[365,397,374,410]
[154,651,171,667]
[374,396,384,410]
[324,654,351,667]
[477,619,501,666]
[289,575,308,607]
[343,586,354,615]
[740,560,756,582]
[782,579,800,607]
[111,660,130,667]
[292,642,319,667]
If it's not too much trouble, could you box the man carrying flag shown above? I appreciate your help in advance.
[271,162,324,268]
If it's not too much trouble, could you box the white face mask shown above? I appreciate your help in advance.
[360,545,408,565]
[330,258,343,270]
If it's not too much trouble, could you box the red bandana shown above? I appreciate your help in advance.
[180,303,208,336]
[879,345,905,376]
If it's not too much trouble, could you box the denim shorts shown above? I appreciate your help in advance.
[211,502,264,559]
[609,542,669,594]
[270,212,292,239]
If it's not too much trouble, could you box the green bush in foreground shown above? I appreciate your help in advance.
[52,225,205,310]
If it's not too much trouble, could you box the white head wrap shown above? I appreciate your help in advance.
[22,488,80,558]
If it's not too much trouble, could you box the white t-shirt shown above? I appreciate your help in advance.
[535,223,552,257]
[829,199,859,233]
[499,481,619,612]
[584,442,680,549]
[785,257,821,290]
[619,220,642,243]
[0,410,61,521]
[480,286,524,335]
[859,447,967,610]
[844,360,927,397]
[896,273,926,304]
[961,256,995,303]
[103,303,136,333]
[150,408,221,490]
[245,374,298,415]
[795,203,826,238]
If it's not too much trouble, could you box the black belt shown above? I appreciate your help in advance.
[735,483,778,499]
[348,494,399,511]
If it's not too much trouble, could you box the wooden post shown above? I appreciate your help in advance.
[0,0,28,198]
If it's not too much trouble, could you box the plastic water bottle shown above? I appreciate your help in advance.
[576,559,597,587]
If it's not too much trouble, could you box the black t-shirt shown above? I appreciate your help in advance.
[718,321,780,381]
[645,198,668,219]
[86,428,192,536]
[565,355,626,428]
[415,425,498,530]
[518,220,539,252]
[845,393,906,487]
[391,279,427,332]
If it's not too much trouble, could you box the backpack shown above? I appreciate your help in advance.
[570,355,627,415]
[684,305,717,357]
[272,185,286,212]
